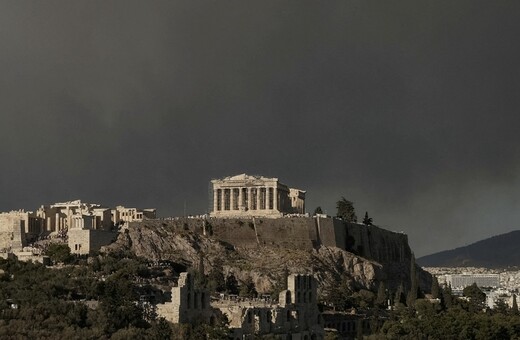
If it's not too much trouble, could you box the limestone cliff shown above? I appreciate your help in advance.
[103,218,431,294]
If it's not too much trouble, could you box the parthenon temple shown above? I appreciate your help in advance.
[209,174,305,217]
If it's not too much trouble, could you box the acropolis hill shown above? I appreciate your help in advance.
[0,174,430,293]
[112,215,428,292]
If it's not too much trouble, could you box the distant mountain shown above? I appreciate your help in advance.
[417,230,520,268]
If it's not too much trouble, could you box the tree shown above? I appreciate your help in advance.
[376,281,387,308]
[239,276,257,298]
[494,299,509,314]
[362,211,373,226]
[431,276,440,299]
[512,294,519,315]
[442,284,453,309]
[336,197,357,222]
[314,206,323,215]
[394,282,406,306]
[463,283,486,312]
[207,266,225,293]
[225,274,239,295]
[407,254,418,308]
[46,243,73,264]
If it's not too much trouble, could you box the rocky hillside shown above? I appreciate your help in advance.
[103,221,430,296]
[418,230,520,268]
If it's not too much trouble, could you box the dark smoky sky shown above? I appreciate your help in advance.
[1,1,520,256]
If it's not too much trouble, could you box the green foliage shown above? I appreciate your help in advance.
[239,276,257,298]
[0,255,163,338]
[431,276,440,299]
[336,197,357,222]
[46,243,73,264]
[394,282,406,307]
[494,299,509,314]
[376,281,387,308]
[225,273,239,295]
[463,283,486,312]
[407,254,419,308]
[206,266,225,293]
[363,211,373,226]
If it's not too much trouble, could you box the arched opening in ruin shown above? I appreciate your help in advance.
[286,291,291,304]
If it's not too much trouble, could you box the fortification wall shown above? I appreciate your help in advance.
[317,217,410,263]
[148,217,412,265]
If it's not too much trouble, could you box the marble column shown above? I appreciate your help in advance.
[248,188,252,210]
[213,188,218,212]
[238,187,243,210]
[256,188,261,210]
[230,188,234,211]
[273,187,278,212]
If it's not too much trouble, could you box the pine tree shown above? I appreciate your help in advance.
[376,281,387,308]
[442,284,453,309]
[407,253,418,308]
[431,276,440,299]
[362,211,373,226]
[395,282,406,306]
[513,294,519,315]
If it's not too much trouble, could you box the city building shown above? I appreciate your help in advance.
[445,274,500,289]
[209,174,306,218]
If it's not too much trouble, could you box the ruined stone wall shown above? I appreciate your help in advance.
[0,213,27,251]
[68,229,118,255]
[156,272,214,324]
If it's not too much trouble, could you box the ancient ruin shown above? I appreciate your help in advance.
[156,272,324,339]
[0,200,156,256]
[210,174,306,218]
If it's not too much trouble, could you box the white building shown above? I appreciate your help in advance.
[446,274,500,289]
[209,174,306,218]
